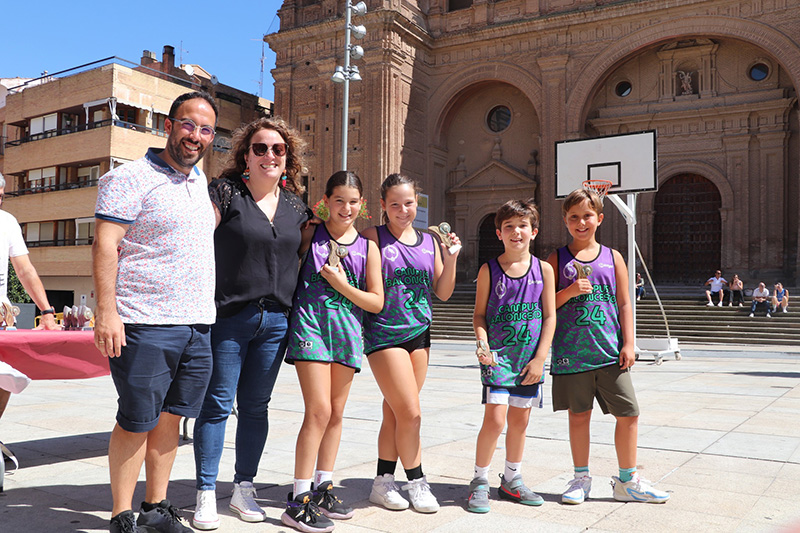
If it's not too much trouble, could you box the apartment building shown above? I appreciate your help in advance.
[1,46,272,311]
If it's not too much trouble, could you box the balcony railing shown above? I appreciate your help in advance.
[5,179,99,197]
[4,119,167,148]
[25,237,94,248]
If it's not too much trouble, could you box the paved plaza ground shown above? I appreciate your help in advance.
[2,340,800,532]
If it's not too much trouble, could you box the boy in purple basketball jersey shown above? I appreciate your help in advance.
[546,189,669,505]
[467,200,555,513]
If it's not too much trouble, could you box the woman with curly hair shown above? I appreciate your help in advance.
[192,117,315,530]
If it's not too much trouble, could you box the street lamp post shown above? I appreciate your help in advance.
[331,0,367,171]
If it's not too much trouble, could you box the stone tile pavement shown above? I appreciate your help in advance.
[2,341,800,532]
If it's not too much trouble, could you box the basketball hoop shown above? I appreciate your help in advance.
[582,179,613,202]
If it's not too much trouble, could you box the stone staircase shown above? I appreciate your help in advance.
[431,284,800,347]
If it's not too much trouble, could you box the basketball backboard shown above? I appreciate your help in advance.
[555,130,657,198]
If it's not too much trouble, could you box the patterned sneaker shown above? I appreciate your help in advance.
[562,474,592,504]
[369,474,409,510]
[281,491,335,533]
[136,500,191,533]
[402,476,440,513]
[498,474,543,506]
[611,474,670,503]
[313,480,354,519]
[110,510,142,533]
[466,477,490,513]
[192,490,220,530]
[229,481,266,522]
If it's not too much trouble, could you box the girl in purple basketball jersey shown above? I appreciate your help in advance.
[281,171,384,533]
[362,173,460,514]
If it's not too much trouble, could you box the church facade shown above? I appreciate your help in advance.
[267,0,800,284]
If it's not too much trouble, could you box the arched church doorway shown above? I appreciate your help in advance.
[478,214,504,269]
[653,174,721,283]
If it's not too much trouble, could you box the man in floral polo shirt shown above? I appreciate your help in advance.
[93,91,218,533]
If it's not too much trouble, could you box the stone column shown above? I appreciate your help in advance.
[537,54,570,253]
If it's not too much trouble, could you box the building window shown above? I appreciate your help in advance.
[615,81,632,97]
[153,113,167,135]
[77,165,100,185]
[449,0,473,11]
[29,113,57,138]
[749,63,769,81]
[486,105,511,133]
[28,167,57,190]
[76,218,95,245]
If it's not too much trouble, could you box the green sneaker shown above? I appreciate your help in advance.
[467,477,490,513]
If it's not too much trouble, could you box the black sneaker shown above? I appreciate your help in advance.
[313,481,354,519]
[110,510,142,533]
[280,491,335,533]
[136,500,191,533]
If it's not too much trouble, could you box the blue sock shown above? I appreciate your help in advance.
[619,467,636,483]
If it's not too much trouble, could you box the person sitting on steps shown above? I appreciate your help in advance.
[749,282,771,318]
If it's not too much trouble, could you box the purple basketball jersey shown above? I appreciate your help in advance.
[551,245,621,374]
[483,258,545,387]
[364,225,435,353]
[286,223,369,369]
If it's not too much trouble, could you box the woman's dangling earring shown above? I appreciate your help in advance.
[242,167,250,182]
[281,173,287,186]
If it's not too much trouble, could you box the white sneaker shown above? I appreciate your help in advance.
[611,474,670,503]
[193,490,220,530]
[749,313,754,317]
[706,302,714,307]
[728,303,732,307]
[402,476,440,513]
[562,474,592,504]
[717,302,723,307]
[784,307,788,313]
[369,474,409,510]
[230,481,267,522]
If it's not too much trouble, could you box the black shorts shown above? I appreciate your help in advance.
[366,328,431,356]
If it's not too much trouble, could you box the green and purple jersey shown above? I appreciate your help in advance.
[364,225,435,353]
[285,224,369,370]
[482,257,545,387]
[551,245,621,375]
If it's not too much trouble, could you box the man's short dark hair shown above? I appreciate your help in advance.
[169,91,218,123]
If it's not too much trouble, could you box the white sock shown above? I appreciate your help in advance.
[314,470,333,486]
[504,460,522,481]
[293,478,313,496]
[474,464,491,480]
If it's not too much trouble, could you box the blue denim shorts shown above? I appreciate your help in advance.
[109,324,212,433]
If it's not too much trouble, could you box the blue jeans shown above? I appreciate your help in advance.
[194,301,288,490]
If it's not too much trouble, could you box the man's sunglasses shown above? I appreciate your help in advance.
[251,142,288,157]
[170,117,216,137]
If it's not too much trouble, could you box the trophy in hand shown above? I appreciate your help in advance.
[476,339,498,366]
[327,239,349,270]
[428,222,461,255]
[575,261,593,279]
[0,299,20,330]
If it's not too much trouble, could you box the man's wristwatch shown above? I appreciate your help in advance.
[41,307,56,315]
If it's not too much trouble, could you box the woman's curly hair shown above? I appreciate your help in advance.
[218,116,307,195]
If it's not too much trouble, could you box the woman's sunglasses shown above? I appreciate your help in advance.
[251,142,287,157]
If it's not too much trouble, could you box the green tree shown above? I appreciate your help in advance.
[7,260,32,303]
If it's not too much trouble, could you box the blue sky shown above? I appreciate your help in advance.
[1,0,284,100]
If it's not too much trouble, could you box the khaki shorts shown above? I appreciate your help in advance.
[552,364,639,417]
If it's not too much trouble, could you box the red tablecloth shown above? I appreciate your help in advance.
[0,330,109,380]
